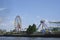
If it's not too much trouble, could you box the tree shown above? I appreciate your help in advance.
[31,24,36,32]
[52,27,58,31]
[26,24,36,34]
[26,25,32,34]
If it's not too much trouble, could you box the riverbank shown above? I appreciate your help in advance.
[0,31,60,37]
[0,34,60,38]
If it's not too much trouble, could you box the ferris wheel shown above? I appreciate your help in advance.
[14,16,22,32]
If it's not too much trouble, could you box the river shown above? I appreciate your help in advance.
[0,37,60,40]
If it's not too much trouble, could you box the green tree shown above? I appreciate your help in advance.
[31,24,36,32]
[52,28,58,31]
[26,25,32,34]
[26,24,36,34]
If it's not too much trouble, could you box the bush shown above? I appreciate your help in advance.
[26,24,36,34]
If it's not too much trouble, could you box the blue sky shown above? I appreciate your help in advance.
[0,0,60,31]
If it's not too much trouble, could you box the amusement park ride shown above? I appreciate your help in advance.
[37,19,51,33]
[14,16,22,32]
[14,16,51,33]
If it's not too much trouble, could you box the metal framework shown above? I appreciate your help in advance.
[14,16,22,32]
[37,20,48,31]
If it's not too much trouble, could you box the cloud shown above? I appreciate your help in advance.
[36,16,40,18]
[0,17,4,23]
[10,21,14,25]
[0,8,6,11]
[0,20,14,31]
[0,16,8,24]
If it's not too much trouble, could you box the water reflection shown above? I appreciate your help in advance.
[0,37,60,40]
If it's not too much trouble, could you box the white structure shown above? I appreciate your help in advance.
[37,20,60,32]
[37,19,48,32]
[49,21,60,27]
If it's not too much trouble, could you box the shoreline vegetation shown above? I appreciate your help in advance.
[0,31,60,37]
[0,32,60,37]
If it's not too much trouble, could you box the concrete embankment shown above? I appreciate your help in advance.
[0,32,60,37]
[0,33,60,37]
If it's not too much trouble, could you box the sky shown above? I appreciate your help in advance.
[0,0,60,31]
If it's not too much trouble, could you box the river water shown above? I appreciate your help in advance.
[0,37,60,40]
